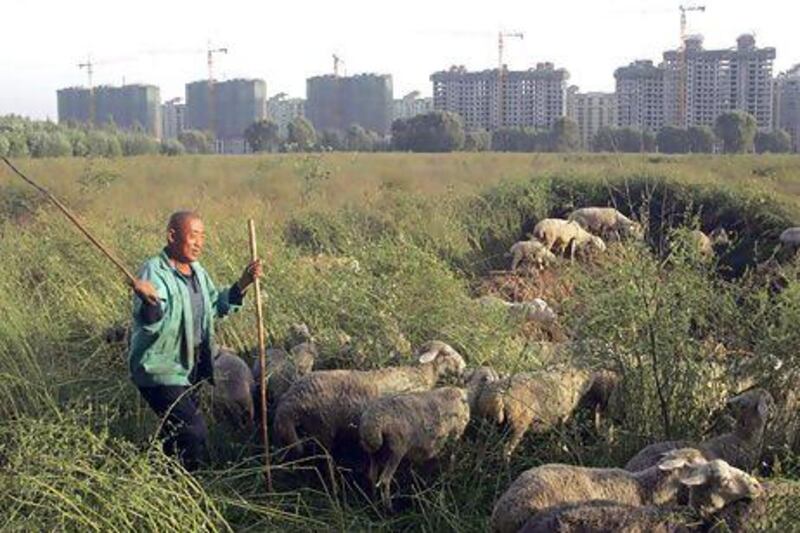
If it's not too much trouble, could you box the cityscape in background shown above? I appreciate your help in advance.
[53,32,800,153]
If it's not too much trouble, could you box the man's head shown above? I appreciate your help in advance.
[166,211,205,263]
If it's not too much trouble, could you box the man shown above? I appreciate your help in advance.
[129,211,261,470]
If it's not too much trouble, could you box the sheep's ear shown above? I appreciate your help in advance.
[418,350,438,364]
[659,456,688,471]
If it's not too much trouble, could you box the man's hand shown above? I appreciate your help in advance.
[237,259,263,293]
[133,279,160,306]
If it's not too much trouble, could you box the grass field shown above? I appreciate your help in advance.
[2,153,800,531]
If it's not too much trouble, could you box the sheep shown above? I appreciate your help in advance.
[212,347,255,430]
[779,227,800,248]
[624,389,775,473]
[710,479,800,532]
[273,341,466,458]
[568,207,644,241]
[518,501,695,533]
[251,323,318,409]
[508,239,558,272]
[490,448,758,533]
[531,218,606,260]
[478,296,558,326]
[472,366,596,459]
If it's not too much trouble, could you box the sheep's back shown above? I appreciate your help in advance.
[519,501,693,533]
[624,440,694,472]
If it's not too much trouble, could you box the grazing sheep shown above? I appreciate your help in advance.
[273,341,466,457]
[509,239,558,271]
[518,501,695,533]
[491,448,757,533]
[476,297,557,326]
[212,347,255,430]
[472,366,595,459]
[532,218,606,259]
[710,479,800,532]
[576,369,622,432]
[568,207,644,241]
[251,323,318,409]
[624,389,775,473]
[779,227,800,248]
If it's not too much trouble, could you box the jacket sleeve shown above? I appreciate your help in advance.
[206,271,243,318]
[133,264,169,335]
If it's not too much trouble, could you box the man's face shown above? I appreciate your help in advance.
[168,217,205,263]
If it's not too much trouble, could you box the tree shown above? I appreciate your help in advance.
[687,126,716,153]
[344,124,374,152]
[160,139,186,156]
[178,130,213,154]
[319,129,344,151]
[463,131,491,151]
[656,127,690,154]
[593,127,654,153]
[121,133,160,156]
[391,111,465,152]
[549,117,581,152]
[714,111,757,153]
[244,119,281,153]
[754,129,792,154]
[286,117,317,151]
[491,127,543,152]
[0,134,9,157]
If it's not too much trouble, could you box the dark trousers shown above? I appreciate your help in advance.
[138,383,208,471]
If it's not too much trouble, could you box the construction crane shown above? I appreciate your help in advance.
[497,31,524,130]
[677,4,705,127]
[206,43,228,147]
[78,56,96,125]
[332,54,346,77]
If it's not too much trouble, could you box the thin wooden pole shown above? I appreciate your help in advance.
[248,219,273,492]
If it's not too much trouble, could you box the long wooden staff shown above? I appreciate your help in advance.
[1,156,137,286]
[248,219,273,492]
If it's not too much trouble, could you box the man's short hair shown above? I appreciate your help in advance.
[167,211,200,233]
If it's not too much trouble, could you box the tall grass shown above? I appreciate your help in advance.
[2,153,800,530]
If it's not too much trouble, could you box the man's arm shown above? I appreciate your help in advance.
[132,268,168,331]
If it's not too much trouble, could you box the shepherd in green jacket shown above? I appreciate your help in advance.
[130,211,261,470]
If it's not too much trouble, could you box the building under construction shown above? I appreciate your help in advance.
[185,78,267,140]
[614,60,666,134]
[430,63,569,131]
[775,65,800,152]
[567,88,618,150]
[662,34,776,130]
[305,73,393,135]
[57,84,161,137]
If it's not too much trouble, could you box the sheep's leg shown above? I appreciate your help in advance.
[377,450,404,511]
[569,239,577,262]
[503,424,528,461]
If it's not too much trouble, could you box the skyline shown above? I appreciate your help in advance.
[2,0,799,120]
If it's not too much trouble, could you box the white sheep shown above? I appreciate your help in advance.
[477,296,558,326]
[568,206,644,241]
[490,448,759,533]
[212,347,255,431]
[472,366,596,459]
[520,459,763,533]
[624,389,775,473]
[531,218,606,260]
[251,323,318,411]
[273,341,466,458]
[508,239,557,271]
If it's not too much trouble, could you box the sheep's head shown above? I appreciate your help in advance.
[416,341,466,379]
[589,235,607,252]
[658,447,707,472]
[290,343,317,376]
[680,459,763,517]
[288,323,314,346]
[726,388,775,432]
[625,221,644,240]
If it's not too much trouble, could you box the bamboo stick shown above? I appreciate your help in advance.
[248,219,273,492]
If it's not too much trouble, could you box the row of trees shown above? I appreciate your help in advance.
[0,115,213,158]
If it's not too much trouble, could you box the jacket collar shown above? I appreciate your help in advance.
[159,247,199,274]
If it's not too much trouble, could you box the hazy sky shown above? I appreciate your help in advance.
[2,0,798,119]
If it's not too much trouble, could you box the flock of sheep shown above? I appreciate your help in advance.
[185,204,800,532]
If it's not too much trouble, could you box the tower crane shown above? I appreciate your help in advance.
[78,56,95,125]
[497,31,524,130]
[206,42,228,145]
[677,4,705,127]
[332,54,346,77]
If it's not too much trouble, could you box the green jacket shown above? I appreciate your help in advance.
[128,249,242,387]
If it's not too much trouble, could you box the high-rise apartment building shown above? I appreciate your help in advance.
[185,78,267,140]
[392,91,434,122]
[662,34,776,130]
[305,73,393,135]
[161,97,185,140]
[430,63,569,131]
[614,60,666,133]
[567,87,618,149]
[57,84,161,137]
[267,94,305,135]
[775,64,800,152]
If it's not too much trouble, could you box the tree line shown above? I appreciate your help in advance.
[2,110,794,159]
